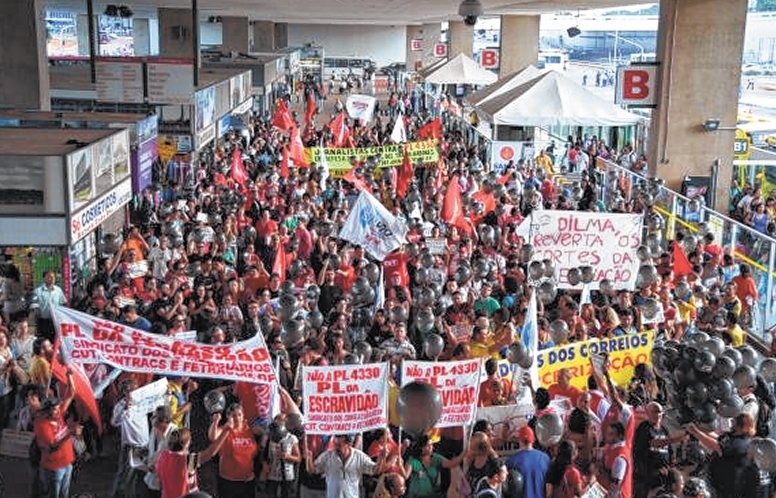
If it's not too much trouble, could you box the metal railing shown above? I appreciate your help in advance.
[595,157,776,341]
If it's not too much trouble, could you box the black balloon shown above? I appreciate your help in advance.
[693,350,716,374]
[397,382,443,436]
[712,355,737,380]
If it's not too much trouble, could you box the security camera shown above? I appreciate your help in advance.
[458,0,483,26]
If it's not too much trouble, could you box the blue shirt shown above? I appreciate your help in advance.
[506,449,550,498]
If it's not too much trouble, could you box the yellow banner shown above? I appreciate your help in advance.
[304,139,439,177]
[536,332,653,390]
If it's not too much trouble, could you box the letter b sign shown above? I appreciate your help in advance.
[616,65,658,107]
[479,49,499,69]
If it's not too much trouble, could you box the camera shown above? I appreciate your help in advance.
[458,0,483,26]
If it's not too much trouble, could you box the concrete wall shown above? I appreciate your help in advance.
[500,15,539,77]
[406,23,443,72]
[0,0,50,110]
[288,24,406,67]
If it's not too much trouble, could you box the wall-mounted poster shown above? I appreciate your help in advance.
[69,148,94,211]
[112,130,130,182]
[94,137,113,195]
[195,86,216,132]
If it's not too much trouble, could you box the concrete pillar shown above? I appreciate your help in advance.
[252,21,275,52]
[158,7,195,59]
[76,14,92,57]
[406,23,443,71]
[274,23,288,50]
[0,0,49,110]
[647,0,747,211]
[133,18,151,56]
[448,21,473,59]
[221,16,249,54]
[499,15,540,77]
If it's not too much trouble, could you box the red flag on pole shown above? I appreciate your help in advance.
[272,99,295,131]
[51,351,103,433]
[343,164,372,193]
[289,126,308,166]
[396,149,414,199]
[304,90,316,127]
[434,157,446,192]
[230,148,249,187]
[441,174,473,235]
[673,240,693,277]
[280,147,290,180]
[417,118,442,140]
[272,244,287,281]
[472,190,496,223]
[330,112,350,147]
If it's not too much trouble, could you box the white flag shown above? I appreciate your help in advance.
[339,191,407,261]
[390,114,407,143]
[580,283,591,305]
[345,94,377,123]
[520,291,540,388]
[319,141,330,192]
[375,266,385,309]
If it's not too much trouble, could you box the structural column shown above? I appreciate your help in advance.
[406,23,443,71]
[221,16,249,53]
[252,21,275,52]
[647,0,747,211]
[274,23,288,50]
[158,7,195,59]
[499,15,540,77]
[448,20,473,59]
[0,0,50,110]
[133,18,151,56]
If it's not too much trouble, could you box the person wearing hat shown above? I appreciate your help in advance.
[505,426,550,498]
[34,367,76,498]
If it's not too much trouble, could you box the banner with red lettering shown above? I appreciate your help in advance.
[302,363,389,435]
[53,307,277,384]
[514,211,642,290]
[401,359,481,428]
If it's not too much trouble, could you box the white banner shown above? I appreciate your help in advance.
[514,211,642,290]
[339,191,407,261]
[130,377,169,415]
[53,307,277,384]
[302,363,389,435]
[401,360,481,428]
[345,94,377,123]
[490,141,532,174]
[475,402,535,455]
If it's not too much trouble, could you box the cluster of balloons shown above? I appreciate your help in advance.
[651,333,769,431]
[565,265,595,287]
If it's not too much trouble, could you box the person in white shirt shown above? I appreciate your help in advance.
[31,270,67,341]
[110,378,151,498]
[306,434,389,498]
[143,406,176,496]
[148,237,173,281]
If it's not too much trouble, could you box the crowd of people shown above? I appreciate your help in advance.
[1,83,776,498]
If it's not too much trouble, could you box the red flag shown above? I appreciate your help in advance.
[396,149,414,199]
[472,190,496,223]
[289,126,308,166]
[272,99,295,131]
[214,172,227,186]
[304,90,316,127]
[230,148,249,187]
[442,175,473,235]
[272,244,286,281]
[417,118,442,140]
[673,240,693,277]
[330,112,350,147]
[434,157,446,192]
[343,164,372,193]
[280,147,290,179]
[51,356,103,434]
[498,171,511,185]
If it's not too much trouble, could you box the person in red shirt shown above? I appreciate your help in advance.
[34,368,76,498]
[548,368,582,407]
[208,403,261,498]
[156,421,229,498]
[478,358,513,407]
[732,264,758,312]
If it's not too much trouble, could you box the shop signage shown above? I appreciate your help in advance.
[70,180,132,243]
[197,124,216,149]
[232,98,254,116]
[146,59,195,105]
[132,136,158,193]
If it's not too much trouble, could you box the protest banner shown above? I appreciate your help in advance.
[402,359,481,428]
[475,401,535,456]
[304,139,439,176]
[515,211,642,290]
[425,238,447,255]
[53,307,277,385]
[536,332,654,390]
[302,363,389,434]
[129,377,169,415]
[0,429,35,459]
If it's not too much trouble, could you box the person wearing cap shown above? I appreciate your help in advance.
[505,426,550,498]
[34,366,76,498]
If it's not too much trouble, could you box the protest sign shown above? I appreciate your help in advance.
[581,482,608,498]
[515,211,642,290]
[426,238,447,255]
[129,377,169,415]
[302,363,389,434]
[475,402,535,456]
[402,360,481,428]
[451,324,473,343]
[54,307,277,385]
[536,332,654,390]
[304,139,439,176]
[0,429,35,459]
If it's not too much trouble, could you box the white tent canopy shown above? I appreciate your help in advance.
[425,53,498,86]
[467,65,543,106]
[477,70,644,127]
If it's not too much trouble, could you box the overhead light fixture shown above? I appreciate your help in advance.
[567,26,581,38]
[104,4,119,16]
[702,119,721,132]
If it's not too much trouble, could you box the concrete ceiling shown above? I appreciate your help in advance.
[47,0,651,25]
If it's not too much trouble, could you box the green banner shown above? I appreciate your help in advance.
[304,139,439,177]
